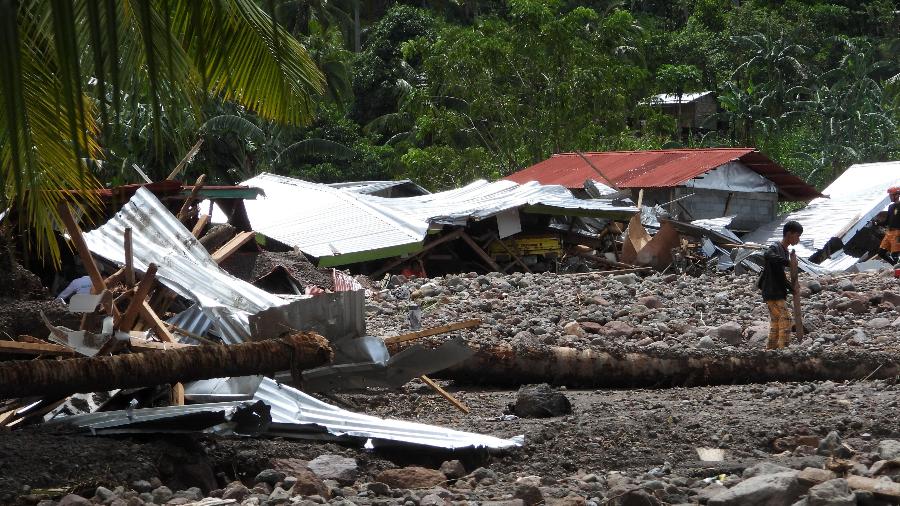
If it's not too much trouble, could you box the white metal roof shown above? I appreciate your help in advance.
[649,91,714,105]
[232,174,635,264]
[744,161,900,269]
[82,187,287,343]
[328,180,430,196]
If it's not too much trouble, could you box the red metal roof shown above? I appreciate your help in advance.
[505,148,821,200]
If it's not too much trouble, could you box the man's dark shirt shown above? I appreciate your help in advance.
[888,203,900,230]
[758,241,792,301]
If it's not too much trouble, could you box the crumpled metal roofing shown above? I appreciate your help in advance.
[82,187,287,342]
[233,173,634,263]
[256,378,522,450]
[505,149,821,200]
[328,180,430,196]
[361,179,636,227]
[744,161,900,270]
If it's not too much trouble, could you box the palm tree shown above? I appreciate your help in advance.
[0,0,325,263]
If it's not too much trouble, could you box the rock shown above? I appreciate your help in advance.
[638,295,663,309]
[307,455,359,486]
[481,501,525,506]
[58,495,92,506]
[877,440,900,460]
[806,478,855,506]
[697,336,716,349]
[512,383,572,418]
[602,321,635,337]
[173,487,202,501]
[131,481,152,494]
[742,462,794,479]
[438,460,466,479]
[807,280,823,294]
[268,486,291,503]
[563,321,585,337]
[95,486,117,503]
[364,482,391,496]
[707,472,802,506]
[419,493,446,506]
[255,469,287,486]
[865,318,891,329]
[818,431,842,456]
[612,273,639,285]
[614,489,661,506]
[221,483,250,502]
[164,498,189,505]
[151,486,174,504]
[797,467,837,485]
[375,467,447,489]
[837,279,856,291]
[513,480,543,506]
[269,459,329,498]
[716,321,744,345]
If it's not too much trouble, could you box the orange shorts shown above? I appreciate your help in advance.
[881,229,900,254]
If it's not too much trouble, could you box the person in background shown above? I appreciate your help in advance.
[56,274,92,302]
[878,186,900,264]
[758,220,803,350]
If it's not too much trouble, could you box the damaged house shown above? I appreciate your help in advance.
[505,148,821,231]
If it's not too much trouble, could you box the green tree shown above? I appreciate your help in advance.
[1,0,325,262]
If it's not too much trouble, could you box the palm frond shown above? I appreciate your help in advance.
[201,114,267,144]
[276,138,356,166]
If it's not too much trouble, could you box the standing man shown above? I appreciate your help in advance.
[878,186,900,264]
[758,221,803,350]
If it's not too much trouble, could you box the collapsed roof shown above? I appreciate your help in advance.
[744,161,900,271]
[212,173,637,266]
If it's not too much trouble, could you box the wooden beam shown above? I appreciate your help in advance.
[371,229,464,279]
[383,319,482,346]
[419,375,469,414]
[167,139,204,181]
[57,203,106,294]
[138,301,175,343]
[491,235,532,273]
[790,250,804,341]
[0,340,75,356]
[176,173,206,222]
[170,383,185,405]
[459,231,502,272]
[124,227,135,286]
[211,231,255,264]
[191,214,210,238]
[129,337,191,351]
[118,263,158,332]
[104,267,125,288]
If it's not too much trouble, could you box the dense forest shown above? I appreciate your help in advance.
[135,0,894,193]
[4,1,900,219]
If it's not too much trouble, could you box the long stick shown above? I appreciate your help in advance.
[0,333,333,399]
[419,375,469,414]
[790,250,804,340]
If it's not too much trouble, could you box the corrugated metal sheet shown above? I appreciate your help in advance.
[362,180,636,227]
[505,149,821,200]
[241,173,428,260]
[328,180,430,196]
[648,91,714,105]
[82,187,287,343]
[234,174,635,263]
[743,161,900,271]
[255,378,522,450]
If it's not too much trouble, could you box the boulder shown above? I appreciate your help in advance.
[877,440,900,460]
[375,467,447,489]
[708,472,802,506]
[307,455,359,486]
[254,469,286,486]
[716,321,744,345]
[602,321,635,337]
[743,462,794,479]
[806,478,855,506]
[439,460,466,479]
[58,495,92,506]
[512,384,572,418]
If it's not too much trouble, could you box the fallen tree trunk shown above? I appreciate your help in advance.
[0,333,333,399]
[437,344,900,388]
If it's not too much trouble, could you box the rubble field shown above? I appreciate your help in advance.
[2,269,900,505]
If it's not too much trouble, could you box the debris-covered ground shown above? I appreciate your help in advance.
[2,269,900,505]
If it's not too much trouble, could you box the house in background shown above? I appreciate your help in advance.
[505,148,822,231]
[646,91,722,138]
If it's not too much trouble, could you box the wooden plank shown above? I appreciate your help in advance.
[383,319,482,346]
[372,229,464,279]
[0,340,75,356]
[459,231,502,271]
[104,267,125,288]
[419,375,469,414]
[191,214,210,238]
[167,139,204,180]
[138,301,176,343]
[118,263,158,331]
[790,250,804,340]
[171,382,185,405]
[129,337,191,351]
[57,203,107,294]
[177,173,207,221]
[492,235,532,273]
[211,231,255,264]
[124,227,135,286]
